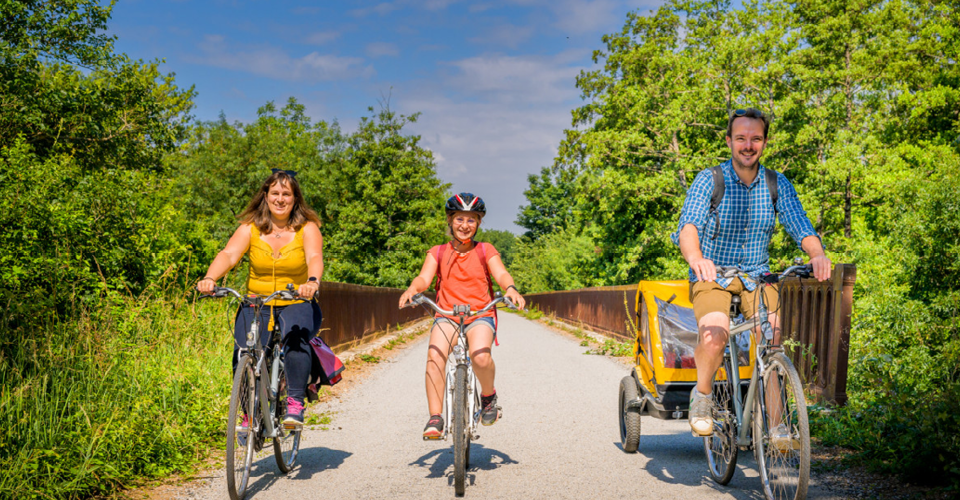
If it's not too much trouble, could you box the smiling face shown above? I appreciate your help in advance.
[725,116,767,170]
[449,211,481,242]
[266,180,295,220]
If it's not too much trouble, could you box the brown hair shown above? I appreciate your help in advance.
[237,171,321,234]
[726,107,770,139]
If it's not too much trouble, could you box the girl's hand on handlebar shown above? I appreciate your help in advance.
[505,288,525,310]
[398,287,418,309]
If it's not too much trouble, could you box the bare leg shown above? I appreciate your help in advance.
[757,312,783,426]
[425,321,458,416]
[695,312,731,395]
[466,325,496,395]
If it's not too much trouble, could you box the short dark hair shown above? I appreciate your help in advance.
[726,108,770,139]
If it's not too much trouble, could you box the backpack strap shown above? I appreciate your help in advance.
[433,242,449,293]
[476,243,499,343]
[764,168,779,218]
[708,165,725,240]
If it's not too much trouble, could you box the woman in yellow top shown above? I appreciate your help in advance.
[198,169,323,428]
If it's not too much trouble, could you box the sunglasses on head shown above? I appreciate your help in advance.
[271,168,298,178]
[732,108,765,119]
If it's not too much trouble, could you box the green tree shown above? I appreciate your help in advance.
[323,107,449,286]
[516,166,576,240]
[475,228,517,267]
[510,228,598,293]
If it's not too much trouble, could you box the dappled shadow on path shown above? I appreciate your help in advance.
[614,429,765,500]
[409,443,519,484]
[239,444,352,498]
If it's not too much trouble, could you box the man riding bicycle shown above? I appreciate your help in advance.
[671,108,832,440]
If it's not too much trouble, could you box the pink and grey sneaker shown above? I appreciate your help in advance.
[283,397,304,430]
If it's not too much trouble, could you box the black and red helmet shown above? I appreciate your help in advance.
[445,192,486,216]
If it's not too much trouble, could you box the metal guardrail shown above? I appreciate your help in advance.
[779,263,856,405]
[316,282,432,351]
[525,264,856,405]
[524,285,638,341]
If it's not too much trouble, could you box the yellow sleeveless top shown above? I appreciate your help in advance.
[245,224,308,307]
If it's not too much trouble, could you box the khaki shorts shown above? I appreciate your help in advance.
[689,278,780,324]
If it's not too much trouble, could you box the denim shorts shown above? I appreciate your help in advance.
[432,315,496,334]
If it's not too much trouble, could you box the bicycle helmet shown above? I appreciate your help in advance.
[445,192,486,217]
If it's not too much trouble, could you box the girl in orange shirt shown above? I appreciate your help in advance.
[399,193,526,438]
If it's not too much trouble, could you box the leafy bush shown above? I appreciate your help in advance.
[0,288,234,498]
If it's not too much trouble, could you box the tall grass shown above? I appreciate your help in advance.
[0,288,235,499]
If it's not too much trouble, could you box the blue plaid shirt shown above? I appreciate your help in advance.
[670,160,819,290]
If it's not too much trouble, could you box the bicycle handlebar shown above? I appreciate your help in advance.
[716,263,813,283]
[400,293,518,316]
[197,285,305,306]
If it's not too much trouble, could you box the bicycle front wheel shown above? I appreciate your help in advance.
[705,355,739,485]
[453,364,469,497]
[273,358,301,473]
[753,352,810,500]
[227,354,257,500]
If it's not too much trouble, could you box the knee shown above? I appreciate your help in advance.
[426,345,447,368]
[472,351,493,370]
[699,313,729,354]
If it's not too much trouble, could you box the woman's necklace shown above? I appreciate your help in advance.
[273,225,287,238]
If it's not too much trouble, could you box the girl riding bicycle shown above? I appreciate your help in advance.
[197,169,323,429]
[398,193,526,439]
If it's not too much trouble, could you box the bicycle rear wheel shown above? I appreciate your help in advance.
[705,355,739,485]
[453,364,468,497]
[273,358,300,473]
[753,352,810,500]
[227,354,257,500]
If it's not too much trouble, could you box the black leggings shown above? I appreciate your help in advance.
[233,301,323,402]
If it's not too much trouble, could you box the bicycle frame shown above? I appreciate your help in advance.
[207,286,302,441]
[718,264,807,449]
[441,315,482,441]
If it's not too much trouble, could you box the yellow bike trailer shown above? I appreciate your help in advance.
[618,280,755,453]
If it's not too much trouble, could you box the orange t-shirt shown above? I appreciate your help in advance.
[431,242,500,323]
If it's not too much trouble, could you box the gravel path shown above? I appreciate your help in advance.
[175,313,843,499]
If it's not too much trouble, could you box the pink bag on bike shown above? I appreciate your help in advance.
[307,336,344,400]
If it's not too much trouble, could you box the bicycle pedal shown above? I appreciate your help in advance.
[282,422,303,431]
[423,434,443,441]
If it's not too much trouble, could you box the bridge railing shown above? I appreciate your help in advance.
[316,282,432,351]
[525,264,856,405]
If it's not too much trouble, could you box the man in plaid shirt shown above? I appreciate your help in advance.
[670,108,832,438]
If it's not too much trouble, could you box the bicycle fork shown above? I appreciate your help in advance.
[253,349,283,439]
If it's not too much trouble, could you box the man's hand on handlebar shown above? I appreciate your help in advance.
[808,255,832,282]
[690,257,717,282]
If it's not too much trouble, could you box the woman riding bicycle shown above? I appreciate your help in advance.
[398,193,526,439]
[197,168,323,429]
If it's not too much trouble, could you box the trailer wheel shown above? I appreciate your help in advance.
[619,376,642,453]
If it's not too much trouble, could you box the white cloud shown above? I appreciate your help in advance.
[445,52,585,104]
[349,2,402,17]
[304,31,340,45]
[468,23,535,49]
[192,35,375,82]
[391,52,589,231]
[366,42,400,58]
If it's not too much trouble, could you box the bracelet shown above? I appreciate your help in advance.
[506,285,519,293]
[200,276,216,282]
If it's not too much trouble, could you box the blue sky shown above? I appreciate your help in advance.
[110,0,663,232]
